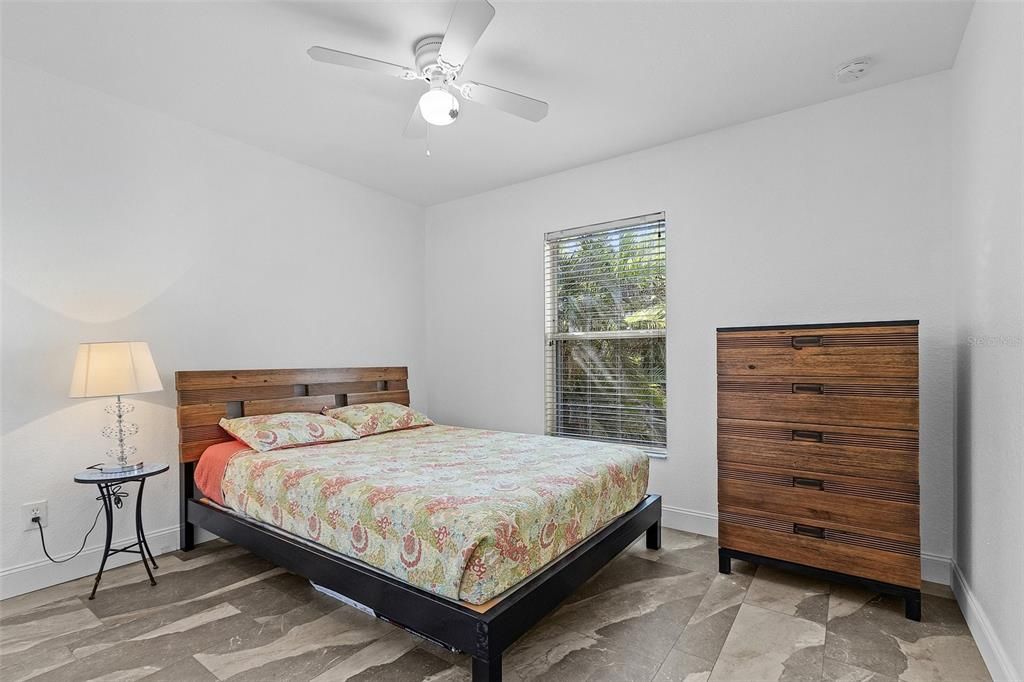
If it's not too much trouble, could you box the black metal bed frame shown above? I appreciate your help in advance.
[180,461,661,681]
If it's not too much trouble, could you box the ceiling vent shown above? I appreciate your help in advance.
[835,57,872,84]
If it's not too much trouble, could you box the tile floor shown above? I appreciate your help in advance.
[0,529,991,681]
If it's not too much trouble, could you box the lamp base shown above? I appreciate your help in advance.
[100,460,145,474]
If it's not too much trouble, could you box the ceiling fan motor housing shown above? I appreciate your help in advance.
[414,35,445,75]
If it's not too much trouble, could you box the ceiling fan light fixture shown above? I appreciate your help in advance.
[307,0,548,135]
[419,84,460,126]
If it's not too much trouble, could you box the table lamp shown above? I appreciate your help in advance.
[69,342,163,473]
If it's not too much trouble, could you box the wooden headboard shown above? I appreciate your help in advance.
[175,367,409,462]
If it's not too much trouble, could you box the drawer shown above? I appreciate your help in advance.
[718,461,919,541]
[718,324,918,378]
[717,418,918,481]
[719,508,920,588]
[718,377,918,430]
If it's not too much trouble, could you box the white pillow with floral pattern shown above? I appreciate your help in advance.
[220,412,359,452]
[322,402,433,437]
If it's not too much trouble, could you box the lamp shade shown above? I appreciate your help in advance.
[69,342,163,398]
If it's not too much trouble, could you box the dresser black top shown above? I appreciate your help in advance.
[716,320,919,333]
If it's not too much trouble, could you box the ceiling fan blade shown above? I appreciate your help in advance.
[404,104,427,139]
[437,0,495,70]
[307,46,415,80]
[460,82,549,122]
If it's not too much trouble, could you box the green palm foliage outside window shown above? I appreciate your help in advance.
[544,213,667,452]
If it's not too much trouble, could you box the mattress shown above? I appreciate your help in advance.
[194,424,649,604]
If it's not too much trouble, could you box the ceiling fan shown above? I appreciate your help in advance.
[307,0,548,138]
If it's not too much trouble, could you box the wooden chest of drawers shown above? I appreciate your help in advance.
[716,321,922,620]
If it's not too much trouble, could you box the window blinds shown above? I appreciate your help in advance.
[544,213,667,452]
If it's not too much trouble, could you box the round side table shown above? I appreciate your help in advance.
[74,462,169,599]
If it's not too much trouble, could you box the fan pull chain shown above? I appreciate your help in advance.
[426,124,431,158]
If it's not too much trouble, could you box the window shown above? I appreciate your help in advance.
[545,213,667,454]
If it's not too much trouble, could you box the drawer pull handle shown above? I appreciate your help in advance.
[792,430,824,442]
[793,524,825,539]
[791,335,822,349]
[792,383,824,394]
[793,477,824,490]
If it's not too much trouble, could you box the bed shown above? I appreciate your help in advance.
[177,367,662,681]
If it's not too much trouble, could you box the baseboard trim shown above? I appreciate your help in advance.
[0,513,961,604]
[921,551,952,585]
[660,505,952,586]
[0,525,178,600]
[661,503,718,537]
[951,562,1020,682]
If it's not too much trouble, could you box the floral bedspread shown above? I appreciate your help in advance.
[218,425,649,604]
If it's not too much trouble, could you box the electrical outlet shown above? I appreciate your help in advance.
[23,500,47,531]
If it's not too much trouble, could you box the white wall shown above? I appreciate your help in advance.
[424,73,956,581]
[0,59,426,598]
[950,2,1024,680]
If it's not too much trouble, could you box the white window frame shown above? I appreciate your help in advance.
[544,212,667,457]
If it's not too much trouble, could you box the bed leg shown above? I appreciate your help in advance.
[646,518,661,550]
[181,521,195,552]
[180,462,196,552]
[471,655,501,681]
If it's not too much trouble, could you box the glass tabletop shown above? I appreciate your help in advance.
[74,462,170,483]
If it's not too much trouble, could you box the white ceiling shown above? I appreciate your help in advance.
[2,1,972,206]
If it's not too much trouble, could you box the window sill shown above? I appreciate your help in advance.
[547,433,667,458]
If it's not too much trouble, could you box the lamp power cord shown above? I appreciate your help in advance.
[32,504,104,564]
[33,465,130,564]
